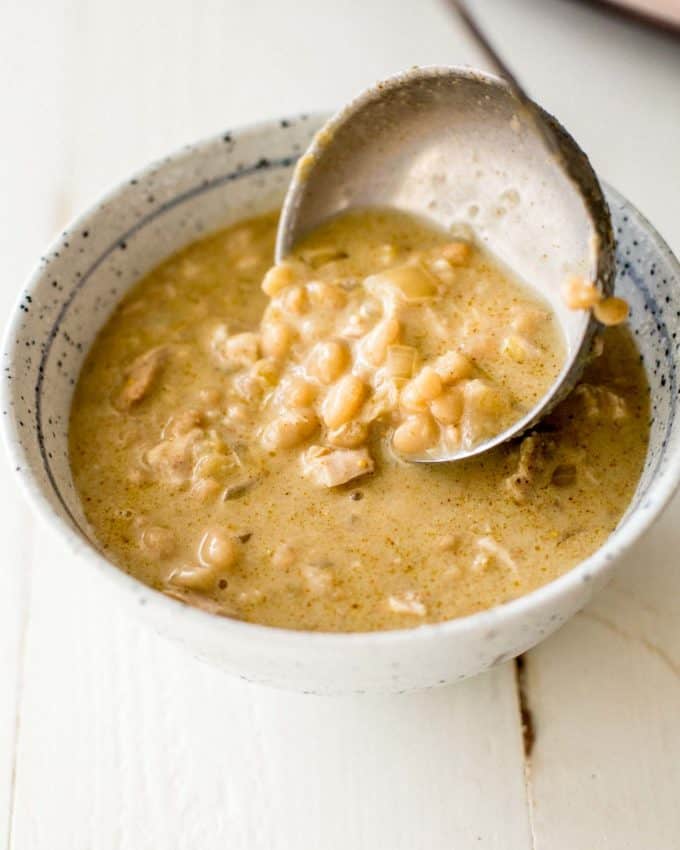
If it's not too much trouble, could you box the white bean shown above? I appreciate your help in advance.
[321,374,367,430]
[392,412,438,454]
[430,387,464,425]
[593,296,629,326]
[306,340,349,384]
[307,281,347,308]
[198,528,238,570]
[261,321,295,359]
[360,318,400,366]
[281,285,308,315]
[400,366,443,411]
[261,409,319,450]
[262,261,300,296]
[281,376,317,408]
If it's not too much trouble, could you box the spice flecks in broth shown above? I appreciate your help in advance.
[69,210,649,632]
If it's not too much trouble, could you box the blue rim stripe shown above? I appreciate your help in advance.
[35,155,296,533]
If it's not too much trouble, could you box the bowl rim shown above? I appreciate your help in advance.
[3,109,680,650]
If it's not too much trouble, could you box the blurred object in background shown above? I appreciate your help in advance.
[584,0,680,32]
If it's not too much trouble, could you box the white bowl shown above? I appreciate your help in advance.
[3,115,680,694]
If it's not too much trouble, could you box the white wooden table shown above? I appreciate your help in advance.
[2,1,679,847]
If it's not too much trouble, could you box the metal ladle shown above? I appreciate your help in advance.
[276,4,615,462]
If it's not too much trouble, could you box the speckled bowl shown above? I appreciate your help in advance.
[3,115,680,694]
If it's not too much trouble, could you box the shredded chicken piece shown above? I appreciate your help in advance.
[474,536,518,573]
[574,384,628,422]
[145,428,204,486]
[210,325,260,371]
[164,409,204,437]
[301,564,333,594]
[387,591,427,616]
[505,433,557,503]
[301,445,374,488]
[114,346,169,411]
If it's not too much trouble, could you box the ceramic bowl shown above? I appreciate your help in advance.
[3,115,680,694]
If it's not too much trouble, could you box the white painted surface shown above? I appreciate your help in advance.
[1,0,679,847]
[526,497,680,849]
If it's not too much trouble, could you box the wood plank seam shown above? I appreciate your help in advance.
[515,656,538,850]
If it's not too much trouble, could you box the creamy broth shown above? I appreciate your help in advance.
[261,210,565,459]
[69,211,649,632]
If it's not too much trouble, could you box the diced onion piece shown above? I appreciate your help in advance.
[359,318,401,366]
[500,334,538,363]
[365,263,439,302]
[460,380,510,447]
[385,345,417,379]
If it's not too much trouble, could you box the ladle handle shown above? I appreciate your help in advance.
[444,0,616,298]
[444,0,561,158]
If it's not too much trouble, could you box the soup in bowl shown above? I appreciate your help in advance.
[3,114,680,693]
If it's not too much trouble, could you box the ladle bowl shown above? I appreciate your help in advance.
[276,66,615,461]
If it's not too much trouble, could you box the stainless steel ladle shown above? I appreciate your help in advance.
[276,6,615,462]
